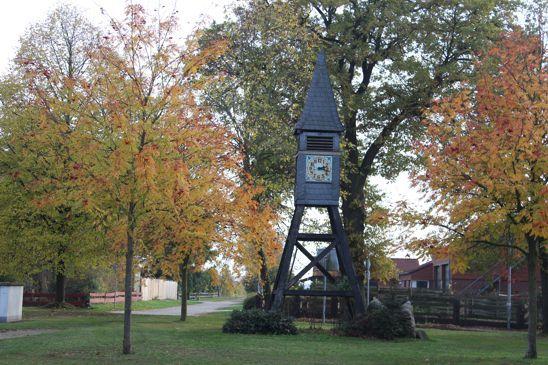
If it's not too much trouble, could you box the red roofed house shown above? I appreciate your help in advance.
[399,261,434,289]
[377,258,420,288]
[398,256,538,295]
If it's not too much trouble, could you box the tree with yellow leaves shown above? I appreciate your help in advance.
[139,114,240,321]
[406,30,546,359]
[0,5,108,304]
[69,4,226,354]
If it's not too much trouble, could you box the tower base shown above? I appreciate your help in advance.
[269,205,366,316]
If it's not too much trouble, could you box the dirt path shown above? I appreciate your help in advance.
[112,298,243,316]
[0,329,56,340]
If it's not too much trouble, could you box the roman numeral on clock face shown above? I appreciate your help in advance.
[305,155,332,183]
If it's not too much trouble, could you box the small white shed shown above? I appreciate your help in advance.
[0,283,23,322]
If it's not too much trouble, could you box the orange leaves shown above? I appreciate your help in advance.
[226,184,282,276]
[414,29,547,256]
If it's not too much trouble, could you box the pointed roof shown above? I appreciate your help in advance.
[295,51,344,134]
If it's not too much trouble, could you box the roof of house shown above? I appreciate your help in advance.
[294,52,344,134]
[399,261,433,276]
[392,258,420,274]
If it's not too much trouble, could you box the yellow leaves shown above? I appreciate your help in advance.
[183,36,228,78]
[407,30,547,265]
[367,208,390,226]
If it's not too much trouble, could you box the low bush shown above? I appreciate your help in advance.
[222,309,298,335]
[342,303,414,340]
[243,294,263,310]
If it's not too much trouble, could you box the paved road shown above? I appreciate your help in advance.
[114,298,243,316]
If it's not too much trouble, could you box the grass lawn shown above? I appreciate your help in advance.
[90,296,240,312]
[90,299,194,312]
[0,308,547,365]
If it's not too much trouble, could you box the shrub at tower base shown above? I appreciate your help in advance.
[341,301,415,340]
[222,309,297,335]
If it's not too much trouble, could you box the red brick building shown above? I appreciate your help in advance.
[398,257,537,295]
[399,261,433,289]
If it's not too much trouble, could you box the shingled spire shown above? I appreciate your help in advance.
[295,51,344,134]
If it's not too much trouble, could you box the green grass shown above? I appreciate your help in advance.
[90,296,239,312]
[90,299,193,312]
[0,308,547,365]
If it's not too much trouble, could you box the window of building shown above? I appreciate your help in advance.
[416,280,429,288]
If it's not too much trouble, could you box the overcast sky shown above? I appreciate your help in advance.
[0,0,235,73]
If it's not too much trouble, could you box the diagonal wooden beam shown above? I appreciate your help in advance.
[285,242,335,290]
[295,242,335,283]
[296,233,335,241]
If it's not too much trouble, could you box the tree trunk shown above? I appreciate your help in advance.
[54,270,66,305]
[258,248,271,307]
[340,110,367,280]
[122,202,136,355]
[179,257,189,321]
[524,235,538,359]
[340,189,366,280]
[541,244,548,335]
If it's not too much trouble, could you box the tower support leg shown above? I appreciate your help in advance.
[270,205,366,316]
[270,206,304,311]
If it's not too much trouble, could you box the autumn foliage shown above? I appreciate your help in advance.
[407,30,546,358]
[408,30,546,260]
[0,4,281,355]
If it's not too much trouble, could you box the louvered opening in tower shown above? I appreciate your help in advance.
[306,136,334,151]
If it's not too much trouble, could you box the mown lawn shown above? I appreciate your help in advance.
[90,299,194,312]
[90,296,239,312]
[0,308,546,365]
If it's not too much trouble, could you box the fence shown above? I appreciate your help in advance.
[189,292,221,300]
[283,287,531,329]
[376,288,528,328]
[89,291,141,304]
[23,292,89,308]
[140,278,178,301]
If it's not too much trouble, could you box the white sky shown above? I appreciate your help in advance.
[0,0,235,73]
[0,0,422,271]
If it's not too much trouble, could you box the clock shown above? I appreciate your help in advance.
[305,155,332,183]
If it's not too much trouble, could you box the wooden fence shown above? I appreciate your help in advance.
[23,291,142,307]
[89,291,142,304]
[375,288,528,328]
[189,292,220,300]
[283,287,531,329]
[23,292,89,308]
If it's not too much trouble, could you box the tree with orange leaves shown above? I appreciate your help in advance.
[406,30,546,358]
[139,116,240,321]
[69,4,226,354]
[229,184,282,302]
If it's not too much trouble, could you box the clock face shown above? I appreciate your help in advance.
[305,155,332,183]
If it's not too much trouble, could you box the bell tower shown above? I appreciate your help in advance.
[270,52,365,315]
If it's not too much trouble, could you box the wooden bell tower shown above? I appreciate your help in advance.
[270,52,366,315]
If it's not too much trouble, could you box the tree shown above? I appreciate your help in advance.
[70,5,226,354]
[405,30,546,359]
[0,5,106,304]
[522,0,548,337]
[230,185,282,301]
[201,1,316,204]
[199,1,312,294]
[139,104,240,321]
[204,0,517,277]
